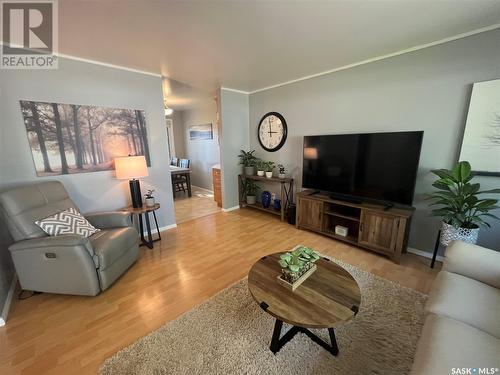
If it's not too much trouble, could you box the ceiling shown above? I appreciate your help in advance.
[54,1,500,92]
[162,77,214,110]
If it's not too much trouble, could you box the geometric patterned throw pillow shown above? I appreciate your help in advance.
[35,207,100,238]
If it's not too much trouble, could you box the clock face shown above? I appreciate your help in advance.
[258,112,288,152]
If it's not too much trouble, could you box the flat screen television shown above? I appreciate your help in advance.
[302,131,423,206]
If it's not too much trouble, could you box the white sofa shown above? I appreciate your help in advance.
[411,241,500,375]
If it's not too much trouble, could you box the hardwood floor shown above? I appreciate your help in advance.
[174,185,221,224]
[0,208,441,374]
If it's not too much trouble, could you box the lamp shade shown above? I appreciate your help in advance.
[304,147,318,160]
[115,156,149,179]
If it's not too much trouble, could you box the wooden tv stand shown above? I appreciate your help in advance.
[296,191,414,263]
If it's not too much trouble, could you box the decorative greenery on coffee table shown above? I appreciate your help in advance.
[278,246,320,283]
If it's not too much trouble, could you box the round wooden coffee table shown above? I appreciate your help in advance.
[248,253,361,356]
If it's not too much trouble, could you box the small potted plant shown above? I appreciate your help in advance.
[244,179,260,205]
[277,245,321,290]
[277,164,286,179]
[144,189,155,207]
[427,161,500,246]
[238,150,257,176]
[265,161,275,179]
[255,159,265,177]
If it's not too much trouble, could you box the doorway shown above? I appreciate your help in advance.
[164,78,222,224]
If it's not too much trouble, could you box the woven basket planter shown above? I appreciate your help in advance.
[440,222,479,247]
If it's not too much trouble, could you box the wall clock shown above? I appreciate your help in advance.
[257,112,288,152]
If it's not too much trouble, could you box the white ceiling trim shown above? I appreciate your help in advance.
[0,41,161,78]
[220,87,250,94]
[57,53,162,77]
[247,23,500,94]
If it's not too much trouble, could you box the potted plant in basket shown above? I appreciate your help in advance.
[144,190,155,207]
[277,164,286,179]
[277,246,321,290]
[245,179,260,205]
[427,161,500,246]
[255,159,266,177]
[238,150,257,176]
[264,161,275,179]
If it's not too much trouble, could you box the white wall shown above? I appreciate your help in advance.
[249,29,500,253]
[0,57,177,229]
[219,89,250,209]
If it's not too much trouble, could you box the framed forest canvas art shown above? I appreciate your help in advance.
[20,101,151,176]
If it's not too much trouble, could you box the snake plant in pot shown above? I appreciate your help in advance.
[427,161,500,246]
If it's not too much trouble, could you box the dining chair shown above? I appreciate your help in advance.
[172,174,187,193]
[170,157,179,166]
[179,159,190,168]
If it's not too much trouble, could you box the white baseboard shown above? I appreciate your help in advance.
[192,185,214,194]
[141,223,177,237]
[0,274,18,327]
[407,247,444,262]
[222,206,240,212]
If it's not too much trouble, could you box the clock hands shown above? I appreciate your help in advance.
[268,120,277,138]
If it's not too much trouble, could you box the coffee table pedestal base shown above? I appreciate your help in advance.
[270,319,339,356]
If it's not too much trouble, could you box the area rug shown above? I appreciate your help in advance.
[101,259,427,375]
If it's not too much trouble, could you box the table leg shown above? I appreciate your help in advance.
[186,173,192,197]
[138,214,145,244]
[431,230,441,268]
[144,212,154,249]
[152,210,161,240]
[269,319,338,356]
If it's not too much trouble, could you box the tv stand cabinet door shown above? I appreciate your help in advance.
[358,211,400,255]
[297,197,323,231]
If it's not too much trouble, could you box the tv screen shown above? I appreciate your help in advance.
[302,131,423,206]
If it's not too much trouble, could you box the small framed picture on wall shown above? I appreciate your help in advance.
[189,123,213,140]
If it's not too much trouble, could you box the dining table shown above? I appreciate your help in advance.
[170,165,192,197]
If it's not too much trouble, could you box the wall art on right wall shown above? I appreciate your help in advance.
[459,78,500,176]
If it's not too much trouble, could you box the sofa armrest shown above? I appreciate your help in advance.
[443,241,500,289]
[85,211,132,229]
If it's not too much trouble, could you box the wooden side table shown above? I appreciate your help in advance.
[121,203,161,249]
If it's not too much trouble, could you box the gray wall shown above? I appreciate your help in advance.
[180,100,220,190]
[249,29,500,253]
[168,110,186,159]
[219,89,250,209]
[0,57,177,316]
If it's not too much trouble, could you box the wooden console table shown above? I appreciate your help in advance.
[296,191,413,263]
[238,174,294,221]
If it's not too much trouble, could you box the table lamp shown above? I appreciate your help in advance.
[115,155,149,208]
